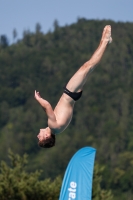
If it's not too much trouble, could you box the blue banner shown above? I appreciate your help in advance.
[59,147,96,200]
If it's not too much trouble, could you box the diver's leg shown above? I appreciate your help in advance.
[66,25,112,92]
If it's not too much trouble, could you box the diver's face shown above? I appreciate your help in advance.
[37,128,51,142]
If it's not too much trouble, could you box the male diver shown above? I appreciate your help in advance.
[35,25,112,148]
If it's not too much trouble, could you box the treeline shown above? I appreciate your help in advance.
[0,19,133,199]
[0,150,113,200]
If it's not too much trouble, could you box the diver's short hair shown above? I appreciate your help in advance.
[38,133,55,148]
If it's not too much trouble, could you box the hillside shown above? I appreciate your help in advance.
[0,19,133,199]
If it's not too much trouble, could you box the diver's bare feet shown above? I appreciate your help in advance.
[101,25,112,44]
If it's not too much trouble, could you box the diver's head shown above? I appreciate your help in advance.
[37,127,55,148]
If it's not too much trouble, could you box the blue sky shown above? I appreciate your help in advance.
[0,0,133,44]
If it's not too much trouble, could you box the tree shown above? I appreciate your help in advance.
[35,23,42,34]
[0,150,61,200]
[13,29,18,43]
[53,19,59,31]
[23,30,31,46]
[92,163,113,200]
[0,35,9,47]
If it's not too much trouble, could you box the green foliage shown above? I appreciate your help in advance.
[0,150,61,200]
[0,150,113,200]
[0,35,9,48]
[92,163,113,200]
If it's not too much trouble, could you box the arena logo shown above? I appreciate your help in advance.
[68,181,77,199]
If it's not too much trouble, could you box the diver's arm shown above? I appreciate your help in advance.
[34,90,57,123]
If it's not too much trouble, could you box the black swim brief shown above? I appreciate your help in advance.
[64,87,82,101]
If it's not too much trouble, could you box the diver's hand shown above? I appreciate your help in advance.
[34,90,41,100]
[34,90,50,108]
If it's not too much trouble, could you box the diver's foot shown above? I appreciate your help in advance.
[101,25,112,44]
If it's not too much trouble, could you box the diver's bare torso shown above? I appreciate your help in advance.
[49,93,75,134]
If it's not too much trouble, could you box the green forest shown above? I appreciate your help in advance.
[0,19,133,199]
